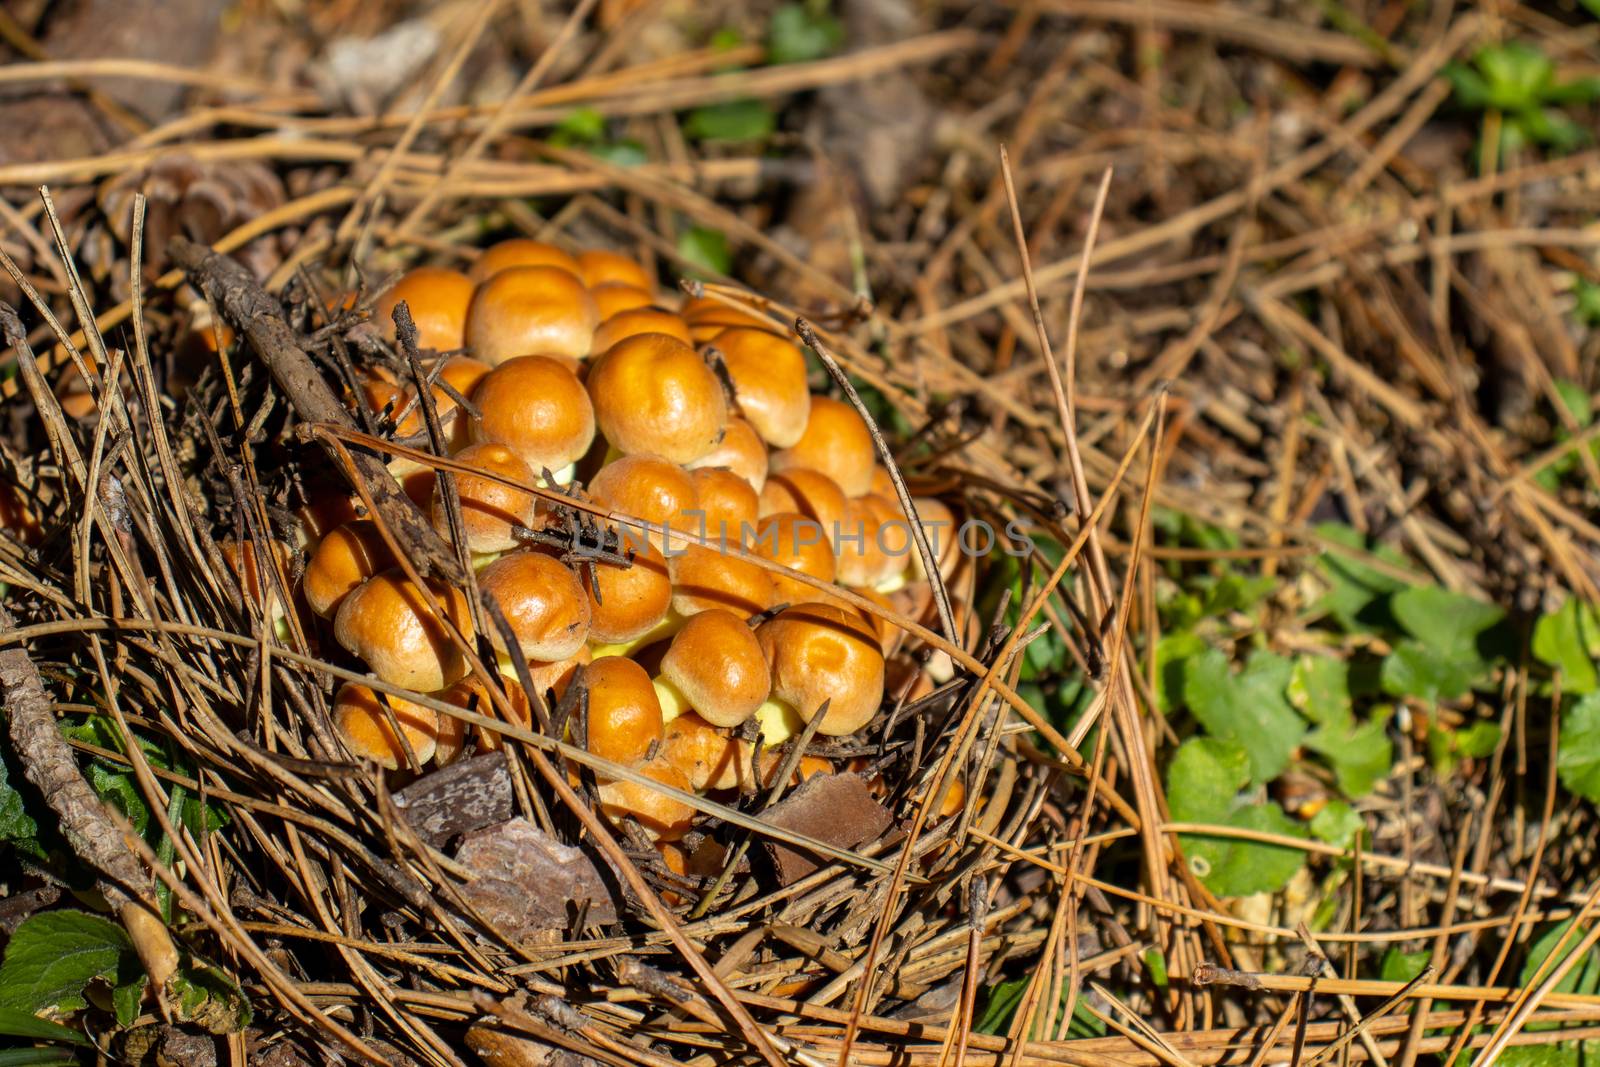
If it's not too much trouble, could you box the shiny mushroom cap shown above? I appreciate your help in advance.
[580,654,664,769]
[590,310,692,356]
[597,757,695,842]
[690,467,759,544]
[333,683,440,770]
[658,608,770,728]
[835,494,903,589]
[759,467,847,549]
[334,571,475,691]
[587,333,728,464]
[432,442,538,554]
[466,265,599,365]
[374,266,475,353]
[432,355,493,451]
[469,355,596,475]
[581,538,673,645]
[588,453,701,553]
[757,602,885,736]
[681,296,774,343]
[668,543,775,619]
[770,396,876,497]
[686,416,769,493]
[576,249,653,293]
[751,512,836,606]
[589,282,655,320]
[659,712,743,791]
[477,550,591,662]
[714,327,812,448]
[304,520,397,619]
[468,238,581,284]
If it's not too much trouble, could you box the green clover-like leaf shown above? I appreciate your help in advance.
[1183,649,1304,784]
[1168,737,1307,897]
[1557,693,1600,803]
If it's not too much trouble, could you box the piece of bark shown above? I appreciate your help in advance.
[759,773,891,885]
[391,751,513,849]
[454,817,619,941]
[167,237,465,587]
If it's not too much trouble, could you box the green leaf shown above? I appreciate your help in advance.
[683,99,775,142]
[1190,799,1308,898]
[1310,799,1362,847]
[1391,586,1505,661]
[1533,599,1600,695]
[0,735,38,844]
[1457,720,1503,759]
[0,1006,89,1046]
[709,27,744,51]
[1312,523,1411,632]
[676,226,731,278]
[975,978,1028,1036]
[1475,42,1554,111]
[1498,1043,1593,1067]
[0,911,137,1016]
[112,974,146,1029]
[1168,737,1249,823]
[551,107,605,145]
[1575,278,1600,327]
[85,763,149,838]
[169,957,251,1034]
[767,3,843,65]
[975,977,1106,1039]
[1380,947,1430,984]
[1289,656,1353,730]
[1522,919,1600,996]
[587,140,647,168]
[1192,571,1277,619]
[0,1048,84,1066]
[1182,649,1305,784]
[1155,631,1206,714]
[1552,380,1594,427]
[1307,711,1393,798]
[1168,738,1307,897]
[1557,693,1600,803]
[1143,949,1169,989]
[1445,62,1492,110]
[1381,642,1477,704]
[1381,588,1503,703]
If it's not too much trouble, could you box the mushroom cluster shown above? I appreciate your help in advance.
[276,239,964,854]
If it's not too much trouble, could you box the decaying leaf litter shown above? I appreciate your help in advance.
[1,0,1599,1064]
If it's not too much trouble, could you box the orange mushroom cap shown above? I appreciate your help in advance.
[581,655,664,769]
[770,396,876,497]
[750,512,835,606]
[304,520,398,619]
[576,249,653,293]
[432,442,537,554]
[658,608,770,728]
[466,265,598,365]
[334,570,475,691]
[587,333,728,464]
[374,267,475,353]
[685,416,769,493]
[333,683,440,770]
[757,602,885,736]
[468,238,581,284]
[714,327,812,448]
[469,355,596,474]
[477,551,591,662]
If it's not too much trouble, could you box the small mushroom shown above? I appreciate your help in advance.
[466,265,598,364]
